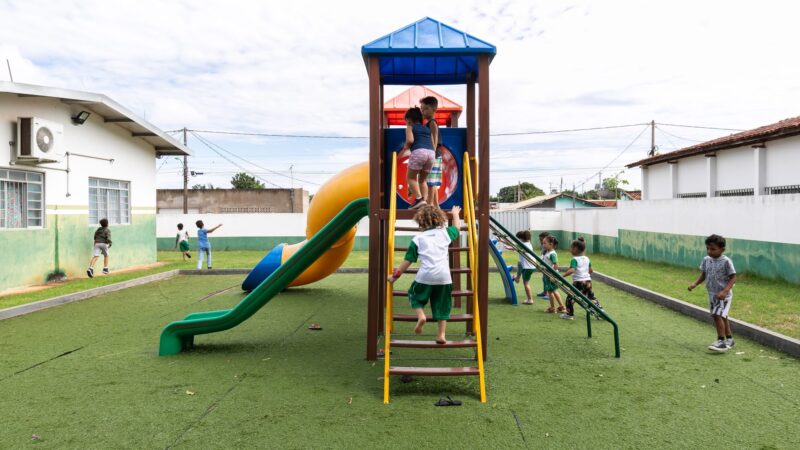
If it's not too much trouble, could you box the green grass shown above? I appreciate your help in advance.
[500,249,800,339]
[0,250,368,310]
[1,273,798,448]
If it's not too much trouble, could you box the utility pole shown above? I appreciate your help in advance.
[560,177,563,193]
[650,119,656,156]
[572,183,576,208]
[182,127,188,214]
[289,164,295,213]
[598,171,602,199]
[516,181,521,202]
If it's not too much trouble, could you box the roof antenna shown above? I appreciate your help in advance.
[6,59,13,82]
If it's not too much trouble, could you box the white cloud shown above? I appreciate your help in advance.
[1,0,799,194]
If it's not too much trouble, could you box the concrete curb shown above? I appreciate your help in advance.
[593,271,800,358]
[178,269,251,275]
[0,270,180,321]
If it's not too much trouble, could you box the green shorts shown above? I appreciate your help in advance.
[520,268,535,282]
[179,241,190,252]
[408,281,452,321]
[543,276,559,293]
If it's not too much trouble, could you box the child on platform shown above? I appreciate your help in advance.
[195,220,222,270]
[420,96,441,207]
[688,234,737,352]
[174,223,192,260]
[542,235,566,313]
[387,205,461,344]
[402,106,436,210]
[513,230,536,305]
[560,237,600,320]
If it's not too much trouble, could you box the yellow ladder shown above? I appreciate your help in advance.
[383,153,487,403]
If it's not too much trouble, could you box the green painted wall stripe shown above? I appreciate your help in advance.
[531,227,800,285]
[0,214,156,290]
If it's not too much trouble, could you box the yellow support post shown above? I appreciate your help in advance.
[383,152,397,404]
[463,164,486,403]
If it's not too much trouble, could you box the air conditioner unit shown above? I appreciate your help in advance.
[16,117,65,163]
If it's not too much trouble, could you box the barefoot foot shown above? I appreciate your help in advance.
[414,317,426,334]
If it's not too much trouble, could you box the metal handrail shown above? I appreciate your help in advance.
[489,217,621,358]
[463,161,486,402]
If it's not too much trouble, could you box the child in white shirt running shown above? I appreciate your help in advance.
[513,230,536,305]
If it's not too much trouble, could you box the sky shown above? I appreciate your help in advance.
[1,0,799,195]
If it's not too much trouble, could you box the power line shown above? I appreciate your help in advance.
[575,125,650,188]
[658,122,745,132]
[190,131,321,186]
[654,125,705,143]
[490,123,649,136]
[190,133,284,188]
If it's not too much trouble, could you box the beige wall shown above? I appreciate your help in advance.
[157,188,308,213]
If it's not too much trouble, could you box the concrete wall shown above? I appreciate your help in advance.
[641,134,800,199]
[520,194,800,284]
[156,213,419,252]
[157,188,308,214]
[0,93,158,290]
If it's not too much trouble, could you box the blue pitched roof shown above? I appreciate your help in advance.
[362,17,496,85]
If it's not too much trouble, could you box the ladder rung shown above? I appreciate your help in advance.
[394,246,469,252]
[404,267,471,274]
[393,313,473,322]
[389,366,480,376]
[390,339,476,349]
[393,290,473,297]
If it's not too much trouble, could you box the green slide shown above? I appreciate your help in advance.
[158,198,369,356]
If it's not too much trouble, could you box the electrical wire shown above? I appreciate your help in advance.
[190,132,321,186]
[654,125,705,143]
[574,125,650,189]
[658,122,744,132]
[490,123,650,136]
[189,133,284,188]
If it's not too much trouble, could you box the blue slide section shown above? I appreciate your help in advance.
[489,238,518,305]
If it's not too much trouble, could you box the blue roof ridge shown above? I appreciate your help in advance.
[362,17,496,54]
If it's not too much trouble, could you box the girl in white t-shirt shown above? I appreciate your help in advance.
[560,237,600,320]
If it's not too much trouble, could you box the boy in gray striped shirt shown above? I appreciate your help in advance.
[688,234,737,352]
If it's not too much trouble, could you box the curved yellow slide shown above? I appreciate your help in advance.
[242,162,369,290]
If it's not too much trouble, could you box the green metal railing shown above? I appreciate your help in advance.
[488,217,621,358]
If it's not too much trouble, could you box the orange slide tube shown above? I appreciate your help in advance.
[280,162,369,287]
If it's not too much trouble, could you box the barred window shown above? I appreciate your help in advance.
[89,178,130,225]
[0,168,44,229]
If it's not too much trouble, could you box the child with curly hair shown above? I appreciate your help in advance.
[388,205,461,344]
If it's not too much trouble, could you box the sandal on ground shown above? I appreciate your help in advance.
[545,307,556,313]
[435,396,462,406]
[308,323,322,330]
[556,306,566,313]
[523,299,534,305]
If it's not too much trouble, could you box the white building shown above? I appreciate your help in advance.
[0,82,190,291]
[628,116,800,199]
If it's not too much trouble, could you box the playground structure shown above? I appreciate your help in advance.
[158,18,619,403]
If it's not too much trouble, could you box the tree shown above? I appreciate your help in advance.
[494,182,545,203]
[230,172,265,190]
[598,176,630,199]
[191,183,216,190]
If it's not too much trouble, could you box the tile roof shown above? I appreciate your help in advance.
[627,115,800,168]
[623,190,641,200]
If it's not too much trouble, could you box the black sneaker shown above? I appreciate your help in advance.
[187,253,192,259]
[86,268,94,278]
[102,268,110,275]
[708,339,729,352]
[409,199,427,210]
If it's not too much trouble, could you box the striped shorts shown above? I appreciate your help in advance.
[426,157,443,186]
[708,292,732,318]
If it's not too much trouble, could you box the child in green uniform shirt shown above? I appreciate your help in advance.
[388,205,461,344]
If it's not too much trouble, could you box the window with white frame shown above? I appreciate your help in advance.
[89,178,130,225]
[0,168,44,229]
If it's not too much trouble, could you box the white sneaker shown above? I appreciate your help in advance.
[559,313,574,320]
[724,338,735,348]
[708,339,729,352]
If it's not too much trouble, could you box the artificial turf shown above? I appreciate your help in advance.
[1,273,798,448]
